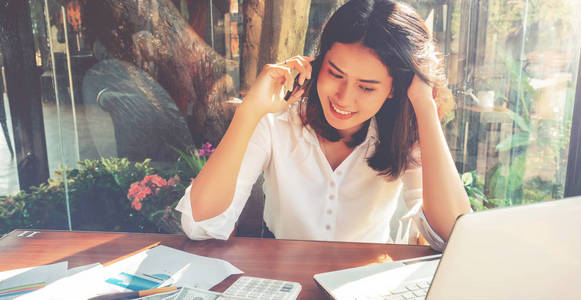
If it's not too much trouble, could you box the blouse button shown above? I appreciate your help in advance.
[329,194,335,200]
[327,209,332,215]
[330,181,335,188]
[325,225,331,230]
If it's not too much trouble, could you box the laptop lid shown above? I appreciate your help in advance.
[427,196,581,299]
[314,197,581,299]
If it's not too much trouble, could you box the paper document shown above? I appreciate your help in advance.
[0,261,67,299]
[17,245,243,300]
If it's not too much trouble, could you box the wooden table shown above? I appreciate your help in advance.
[0,230,437,299]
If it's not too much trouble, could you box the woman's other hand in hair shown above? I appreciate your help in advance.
[407,74,435,108]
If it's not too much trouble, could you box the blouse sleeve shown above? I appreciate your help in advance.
[175,115,272,240]
[399,147,446,252]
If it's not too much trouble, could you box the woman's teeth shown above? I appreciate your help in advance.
[331,102,353,115]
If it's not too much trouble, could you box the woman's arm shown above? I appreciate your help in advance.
[190,56,312,221]
[189,106,263,221]
[407,75,471,241]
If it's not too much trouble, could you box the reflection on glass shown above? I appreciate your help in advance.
[0,65,19,197]
[441,0,580,210]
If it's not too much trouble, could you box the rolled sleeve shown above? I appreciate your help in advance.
[401,199,446,252]
[176,185,236,240]
[400,158,446,252]
[175,114,272,240]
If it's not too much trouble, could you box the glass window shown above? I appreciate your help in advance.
[0,63,19,197]
[439,0,581,210]
[1,0,580,237]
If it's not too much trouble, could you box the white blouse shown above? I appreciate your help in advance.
[176,103,445,251]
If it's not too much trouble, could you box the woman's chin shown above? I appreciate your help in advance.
[323,111,360,134]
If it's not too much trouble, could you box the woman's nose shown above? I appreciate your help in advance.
[335,81,352,105]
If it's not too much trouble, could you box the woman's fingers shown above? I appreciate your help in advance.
[286,87,305,105]
[246,55,312,114]
[407,74,433,104]
[285,58,308,85]
[270,64,294,102]
[281,56,313,85]
[280,65,293,97]
[297,56,314,80]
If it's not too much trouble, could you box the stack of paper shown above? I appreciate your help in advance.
[0,245,243,300]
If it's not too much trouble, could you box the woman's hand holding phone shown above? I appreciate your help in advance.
[240,55,313,120]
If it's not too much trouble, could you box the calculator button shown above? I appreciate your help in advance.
[402,292,415,299]
[224,276,300,300]
[391,287,408,294]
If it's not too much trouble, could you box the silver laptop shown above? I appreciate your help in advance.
[314,196,581,299]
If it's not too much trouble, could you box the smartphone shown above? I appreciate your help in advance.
[284,74,310,101]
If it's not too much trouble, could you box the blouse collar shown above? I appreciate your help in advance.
[275,102,378,151]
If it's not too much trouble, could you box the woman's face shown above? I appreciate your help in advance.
[317,42,393,137]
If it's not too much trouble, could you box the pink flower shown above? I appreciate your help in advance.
[197,142,215,157]
[168,175,180,186]
[143,174,168,188]
[137,186,152,201]
[129,174,178,212]
[128,181,152,203]
[131,199,143,211]
[127,182,141,199]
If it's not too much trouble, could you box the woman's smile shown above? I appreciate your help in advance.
[328,98,356,119]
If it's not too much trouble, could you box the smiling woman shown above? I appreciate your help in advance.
[178,0,471,251]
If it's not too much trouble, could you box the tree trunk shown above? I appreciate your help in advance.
[240,0,311,91]
[240,0,264,92]
[82,0,236,147]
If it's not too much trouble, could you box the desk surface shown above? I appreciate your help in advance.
[0,230,436,299]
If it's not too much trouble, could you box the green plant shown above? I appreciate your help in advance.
[126,174,185,233]
[168,142,214,181]
[69,158,158,232]
[0,158,158,235]
[126,142,216,232]
[461,171,488,211]
[0,195,27,234]
[486,46,572,206]
[479,45,538,207]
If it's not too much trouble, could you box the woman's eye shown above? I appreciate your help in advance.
[328,70,343,79]
[360,86,375,93]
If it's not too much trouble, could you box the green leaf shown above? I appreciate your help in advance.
[507,153,527,195]
[461,172,473,186]
[469,196,486,211]
[496,132,530,152]
[150,209,168,218]
[503,110,532,132]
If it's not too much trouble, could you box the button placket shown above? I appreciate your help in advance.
[324,174,338,237]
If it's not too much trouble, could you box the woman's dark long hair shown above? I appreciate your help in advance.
[300,0,445,179]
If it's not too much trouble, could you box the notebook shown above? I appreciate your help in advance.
[314,196,581,299]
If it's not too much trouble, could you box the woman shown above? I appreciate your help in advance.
[176,0,471,251]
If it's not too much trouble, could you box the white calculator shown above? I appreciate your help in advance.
[220,276,302,300]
